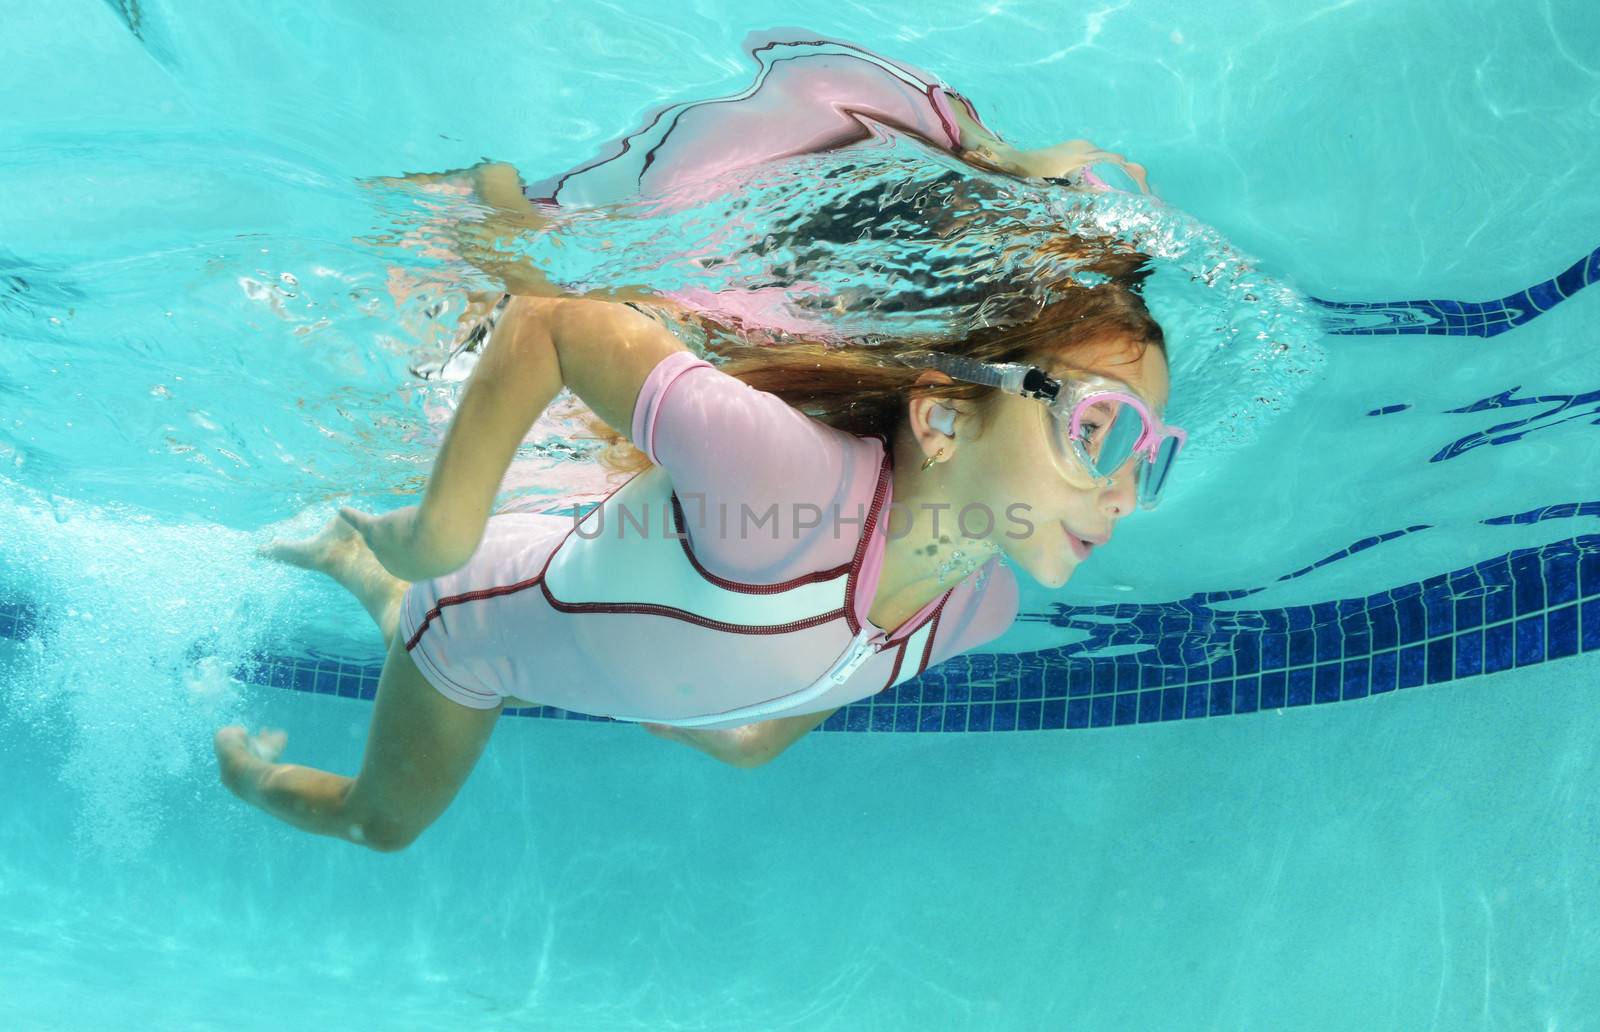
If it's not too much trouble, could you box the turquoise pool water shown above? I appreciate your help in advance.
[2,1,1598,1028]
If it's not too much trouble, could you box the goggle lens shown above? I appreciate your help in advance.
[1136,434,1180,507]
[1056,393,1182,509]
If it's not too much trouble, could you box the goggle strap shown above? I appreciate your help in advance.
[897,350,1042,398]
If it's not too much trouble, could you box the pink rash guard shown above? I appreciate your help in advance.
[397,349,1019,729]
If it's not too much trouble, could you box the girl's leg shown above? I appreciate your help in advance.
[214,630,502,852]
[260,513,408,642]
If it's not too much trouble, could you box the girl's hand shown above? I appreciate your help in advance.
[338,505,466,582]
[1007,139,1151,193]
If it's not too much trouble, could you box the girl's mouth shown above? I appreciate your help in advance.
[1061,521,1092,560]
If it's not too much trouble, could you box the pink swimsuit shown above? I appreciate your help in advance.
[398,350,1018,729]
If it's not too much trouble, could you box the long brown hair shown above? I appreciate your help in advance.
[581,242,1164,475]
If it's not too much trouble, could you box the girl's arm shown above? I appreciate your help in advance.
[375,162,658,302]
[944,103,1150,189]
[343,296,690,581]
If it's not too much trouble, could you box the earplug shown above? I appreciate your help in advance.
[929,405,957,436]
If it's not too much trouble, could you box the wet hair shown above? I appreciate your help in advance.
[585,238,1164,475]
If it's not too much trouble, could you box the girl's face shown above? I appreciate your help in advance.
[947,335,1171,589]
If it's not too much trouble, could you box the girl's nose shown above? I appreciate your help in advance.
[1101,456,1141,516]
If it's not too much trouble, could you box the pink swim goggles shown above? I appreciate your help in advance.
[900,349,1187,510]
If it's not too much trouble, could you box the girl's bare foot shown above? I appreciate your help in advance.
[256,511,409,641]
[257,512,363,577]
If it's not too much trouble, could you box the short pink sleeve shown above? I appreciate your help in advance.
[629,350,874,579]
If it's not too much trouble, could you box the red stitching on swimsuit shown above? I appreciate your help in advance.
[879,639,907,692]
[917,599,948,674]
[403,573,548,653]
[538,579,847,634]
[668,492,852,593]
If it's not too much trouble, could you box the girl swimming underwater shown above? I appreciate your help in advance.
[213,34,1182,852]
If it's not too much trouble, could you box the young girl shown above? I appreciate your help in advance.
[212,38,1183,853]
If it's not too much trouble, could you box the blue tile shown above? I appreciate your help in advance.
[1424,592,1453,638]
[1018,700,1043,730]
[1234,632,1261,675]
[1370,650,1398,694]
[1208,679,1232,716]
[1089,696,1114,727]
[918,706,944,732]
[1041,698,1066,729]
[1262,632,1287,671]
[941,706,967,732]
[1342,659,1370,700]
[1234,677,1260,714]
[921,682,946,705]
[1399,645,1427,688]
[1287,606,1314,631]
[1511,552,1545,615]
[1581,550,1600,598]
[1454,594,1484,632]
[1162,686,1184,721]
[846,706,870,731]
[313,668,340,695]
[1138,690,1163,723]
[1260,668,1286,707]
[1515,615,1545,667]
[1314,663,1341,703]
[1585,598,1600,651]
[1548,605,1578,659]
[992,703,1018,732]
[966,704,993,732]
[1185,683,1209,718]
[1454,629,1484,678]
[1484,622,1515,673]
[1546,548,1579,607]
[1068,698,1091,728]
[336,675,360,699]
[1397,597,1427,645]
[1555,255,1588,297]
[895,707,919,732]
[1426,637,1454,684]
[1369,605,1398,650]
[994,676,1018,702]
[945,679,971,704]
[1527,279,1561,311]
[1287,668,1314,706]
[1289,629,1315,666]
[894,681,921,704]
[1210,655,1236,680]
[1342,631,1372,659]
[1018,668,1043,700]
[969,680,995,703]
[1068,664,1092,698]
[1315,624,1342,663]
[1113,693,1138,725]
[872,706,897,732]
[824,709,851,732]
[1480,561,1514,621]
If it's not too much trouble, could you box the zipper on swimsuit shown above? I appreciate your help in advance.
[826,626,884,685]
